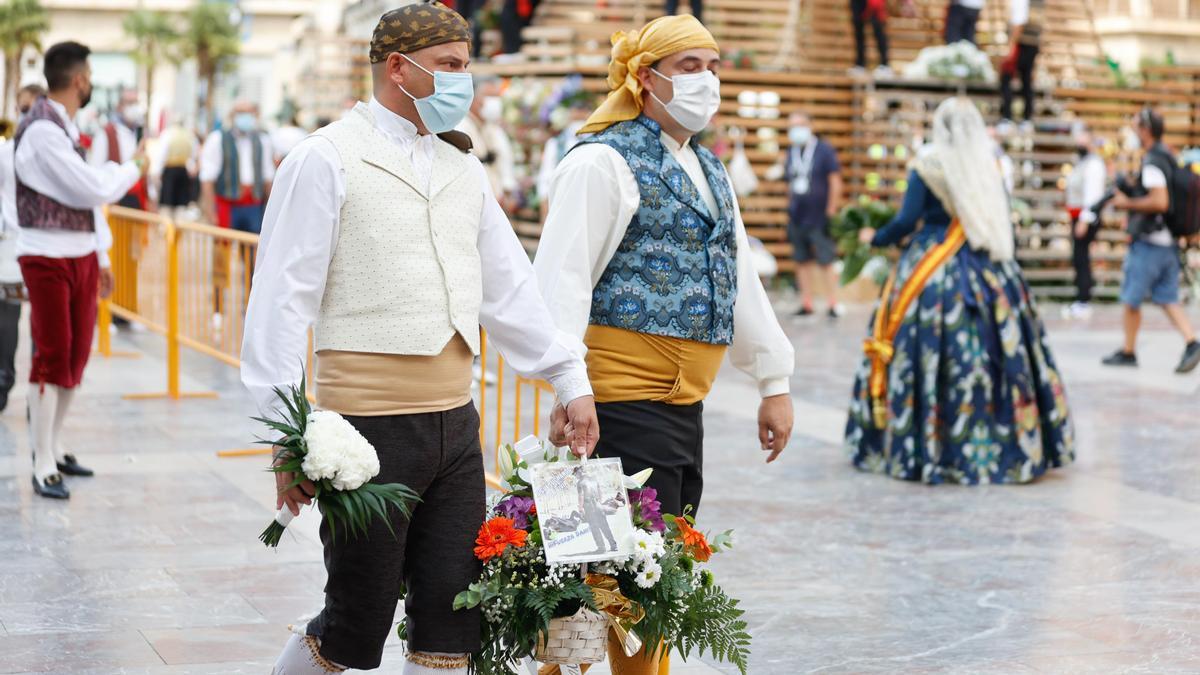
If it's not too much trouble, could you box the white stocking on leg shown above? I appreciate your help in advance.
[404,652,469,674]
[51,385,75,463]
[29,385,59,481]
[272,633,346,675]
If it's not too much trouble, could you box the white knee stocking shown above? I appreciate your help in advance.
[404,652,470,674]
[272,633,346,675]
[52,385,75,463]
[29,385,59,481]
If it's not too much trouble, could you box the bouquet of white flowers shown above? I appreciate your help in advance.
[903,41,997,84]
[254,375,419,547]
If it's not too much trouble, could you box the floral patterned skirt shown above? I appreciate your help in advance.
[844,236,1075,484]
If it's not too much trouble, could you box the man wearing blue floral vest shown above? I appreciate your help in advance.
[535,15,795,672]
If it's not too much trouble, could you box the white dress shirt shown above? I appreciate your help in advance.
[535,132,795,398]
[240,97,593,415]
[88,119,137,166]
[1010,0,1029,26]
[0,141,22,283]
[199,129,276,186]
[1065,152,1106,224]
[12,98,140,267]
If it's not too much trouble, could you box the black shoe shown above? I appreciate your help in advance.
[1176,341,1200,374]
[794,307,814,317]
[1101,350,1138,367]
[32,474,70,499]
[56,454,94,477]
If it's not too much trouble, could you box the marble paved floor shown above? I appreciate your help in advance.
[1,300,1199,674]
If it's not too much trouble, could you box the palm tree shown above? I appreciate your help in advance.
[0,0,49,118]
[122,8,180,119]
[180,1,240,131]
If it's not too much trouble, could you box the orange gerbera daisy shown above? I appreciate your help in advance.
[474,517,528,561]
[676,519,713,562]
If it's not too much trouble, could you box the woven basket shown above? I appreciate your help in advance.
[535,607,609,665]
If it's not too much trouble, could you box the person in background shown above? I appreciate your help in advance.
[665,0,703,23]
[1000,0,1042,131]
[945,0,984,45]
[1063,131,1107,319]
[200,101,274,234]
[153,118,200,220]
[0,84,46,412]
[200,101,274,322]
[1103,108,1200,373]
[775,111,844,317]
[271,113,308,165]
[13,42,144,499]
[848,97,1073,485]
[850,0,892,77]
[458,77,517,202]
[89,88,148,210]
[499,0,539,55]
[536,104,590,220]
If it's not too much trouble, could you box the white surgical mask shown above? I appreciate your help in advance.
[649,68,720,134]
[480,96,502,123]
[788,126,812,145]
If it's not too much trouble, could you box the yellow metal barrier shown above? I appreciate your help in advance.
[105,206,217,400]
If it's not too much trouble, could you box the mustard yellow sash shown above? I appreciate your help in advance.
[862,221,967,429]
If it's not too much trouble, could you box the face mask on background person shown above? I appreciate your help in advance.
[480,96,503,123]
[122,104,146,128]
[649,68,720,134]
[234,112,257,132]
[398,53,474,134]
[789,125,813,145]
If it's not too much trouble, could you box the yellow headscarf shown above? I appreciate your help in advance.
[579,15,719,135]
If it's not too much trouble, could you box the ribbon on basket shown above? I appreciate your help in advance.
[585,573,646,657]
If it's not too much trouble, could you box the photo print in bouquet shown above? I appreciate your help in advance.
[529,458,636,563]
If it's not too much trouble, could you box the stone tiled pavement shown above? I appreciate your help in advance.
[2,300,1200,673]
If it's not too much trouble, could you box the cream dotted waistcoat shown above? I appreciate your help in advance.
[313,106,483,356]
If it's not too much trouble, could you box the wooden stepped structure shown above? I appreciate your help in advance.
[521,0,1110,86]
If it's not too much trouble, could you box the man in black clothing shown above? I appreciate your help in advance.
[1000,0,1041,124]
[665,0,703,23]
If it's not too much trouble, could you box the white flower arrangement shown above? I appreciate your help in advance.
[255,376,419,547]
[300,411,379,491]
[903,41,997,84]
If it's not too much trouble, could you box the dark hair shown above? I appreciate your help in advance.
[1136,107,1164,141]
[43,41,91,92]
[19,83,47,98]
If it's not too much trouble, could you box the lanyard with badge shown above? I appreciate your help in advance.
[790,140,818,196]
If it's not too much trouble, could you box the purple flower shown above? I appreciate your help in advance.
[494,496,535,530]
[629,488,666,533]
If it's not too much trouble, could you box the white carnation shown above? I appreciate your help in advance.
[302,411,380,491]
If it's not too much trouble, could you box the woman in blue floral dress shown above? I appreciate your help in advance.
[845,98,1074,485]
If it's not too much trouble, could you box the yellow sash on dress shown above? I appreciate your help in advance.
[862,220,967,429]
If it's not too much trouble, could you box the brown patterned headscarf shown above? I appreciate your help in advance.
[369,1,473,63]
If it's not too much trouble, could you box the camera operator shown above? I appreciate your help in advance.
[1102,108,1200,373]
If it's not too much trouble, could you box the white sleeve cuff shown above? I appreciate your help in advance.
[97,250,111,268]
[758,376,791,398]
[548,368,593,406]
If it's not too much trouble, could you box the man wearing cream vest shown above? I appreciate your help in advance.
[536,18,794,672]
[241,4,598,674]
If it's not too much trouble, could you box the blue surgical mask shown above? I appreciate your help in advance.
[789,126,812,145]
[234,113,256,132]
[398,53,473,134]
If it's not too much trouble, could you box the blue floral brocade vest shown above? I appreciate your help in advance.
[579,116,737,345]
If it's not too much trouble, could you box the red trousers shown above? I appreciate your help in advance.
[19,254,99,389]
